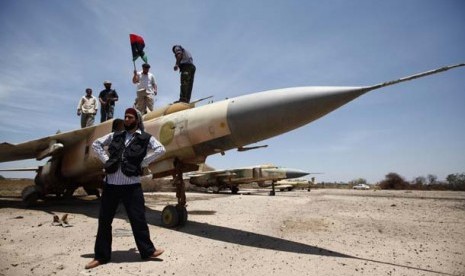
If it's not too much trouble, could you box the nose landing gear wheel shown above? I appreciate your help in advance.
[161,158,190,228]
[161,205,188,227]
[161,205,179,228]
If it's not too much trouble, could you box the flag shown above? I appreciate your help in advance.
[129,34,148,63]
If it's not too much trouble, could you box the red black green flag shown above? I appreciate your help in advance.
[129,34,148,63]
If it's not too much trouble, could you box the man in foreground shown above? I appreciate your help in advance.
[85,108,166,269]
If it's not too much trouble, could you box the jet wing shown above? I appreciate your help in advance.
[0,127,96,163]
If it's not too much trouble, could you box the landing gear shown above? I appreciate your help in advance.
[22,174,45,206]
[230,186,239,194]
[21,185,42,207]
[84,188,101,198]
[161,205,179,227]
[269,181,276,196]
[160,159,189,228]
[63,186,78,199]
[176,205,188,226]
[52,182,78,199]
[161,204,188,227]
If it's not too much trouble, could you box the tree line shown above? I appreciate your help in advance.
[317,172,465,191]
[377,172,465,191]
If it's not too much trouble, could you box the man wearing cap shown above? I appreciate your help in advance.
[132,63,157,114]
[98,80,119,122]
[86,107,166,269]
[172,45,195,103]
[77,88,98,128]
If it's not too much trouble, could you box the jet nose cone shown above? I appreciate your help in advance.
[226,86,369,146]
[284,168,310,179]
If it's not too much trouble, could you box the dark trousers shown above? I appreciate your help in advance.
[94,184,155,262]
[179,63,196,103]
[100,105,114,123]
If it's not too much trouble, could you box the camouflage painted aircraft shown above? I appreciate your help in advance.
[273,178,315,192]
[188,164,309,194]
[0,63,463,227]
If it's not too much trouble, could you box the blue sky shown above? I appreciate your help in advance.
[0,0,464,183]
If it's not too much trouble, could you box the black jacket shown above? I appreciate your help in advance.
[104,131,151,177]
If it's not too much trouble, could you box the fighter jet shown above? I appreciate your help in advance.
[187,164,309,194]
[273,178,314,192]
[0,63,463,227]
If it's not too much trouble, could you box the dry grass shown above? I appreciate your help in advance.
[0,179,34,196]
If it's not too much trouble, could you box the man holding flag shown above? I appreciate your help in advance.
[132,63,157,114]
[130,34,157,114]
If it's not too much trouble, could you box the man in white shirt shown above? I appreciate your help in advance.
[77,88,98,128]
[132,63,157,114]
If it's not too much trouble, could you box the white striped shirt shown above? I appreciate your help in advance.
[92,130,166,185]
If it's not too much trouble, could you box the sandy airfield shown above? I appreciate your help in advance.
[0,188,464,276]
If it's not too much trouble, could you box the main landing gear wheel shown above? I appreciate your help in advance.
[21,185,41,207]
[230,186,239,194]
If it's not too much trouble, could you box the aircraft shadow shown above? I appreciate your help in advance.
[158,215,349,258]
[0,196,455,275]
[147,209,456,275]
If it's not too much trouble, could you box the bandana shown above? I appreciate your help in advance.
[125,108,138,119]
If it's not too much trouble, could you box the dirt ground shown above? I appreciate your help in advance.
[0,185,464,276]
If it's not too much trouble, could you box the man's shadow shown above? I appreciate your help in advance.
[81,248,163,263]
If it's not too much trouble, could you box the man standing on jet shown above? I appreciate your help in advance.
[172,45,195,103]
[98,80,119,122]
[77,88,98,128]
